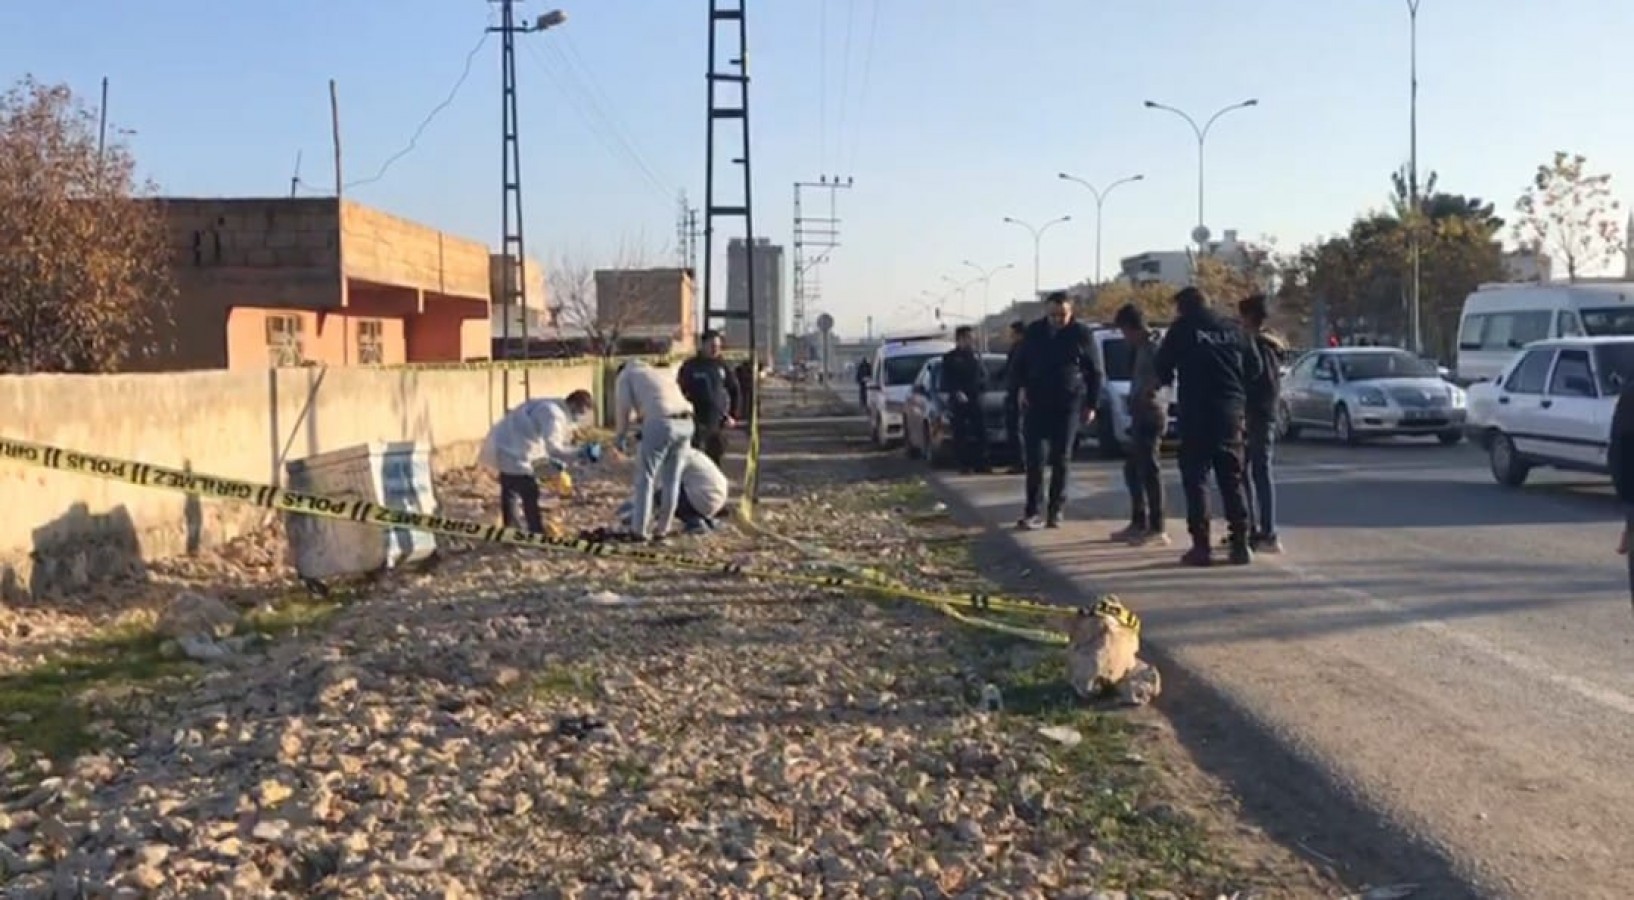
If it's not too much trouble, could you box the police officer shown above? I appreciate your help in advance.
[940,325,990,474]
[854,356,873,410]
[1002,320,1027,474]
[1011,292,1103,530]
[1608,371,1634,608]
[1154,286,1262,566]
[677,330,740,466]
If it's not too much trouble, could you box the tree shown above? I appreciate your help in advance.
[550,240,668,356]
[1087,279,1176,323]
[1513,151,1624,281]
[0,76,174,372]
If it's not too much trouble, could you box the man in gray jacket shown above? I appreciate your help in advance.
[1110,304,1168,546]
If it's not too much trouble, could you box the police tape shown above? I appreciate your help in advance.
[362,350,754,373]
[0,437,1134,641]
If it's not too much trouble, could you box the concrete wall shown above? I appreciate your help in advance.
[340,201,490,303]
[0,362,599,600]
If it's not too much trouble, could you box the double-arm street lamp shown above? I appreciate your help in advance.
[1002,215,1072,296]
[1142,98,1258,251]
[961,260,1014,352]
[1056,172,1144,284]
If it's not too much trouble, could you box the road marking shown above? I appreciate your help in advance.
[1272,558,1634,718]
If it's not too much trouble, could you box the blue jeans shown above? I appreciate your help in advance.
[1244,417,1277,539]
[631,416,694,539]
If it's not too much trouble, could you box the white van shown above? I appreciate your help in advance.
[1455,281,1634,384]
[867,332,955,448]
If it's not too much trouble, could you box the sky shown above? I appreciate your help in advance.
[4,0,1632,339]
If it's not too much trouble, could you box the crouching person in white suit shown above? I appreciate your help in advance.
[478,390,600,535]
[616,446,729,536]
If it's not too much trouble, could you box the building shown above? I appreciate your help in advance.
[592,267,696,355]
[152,197,501,370]
[725,237,785,362]
[489,253,551,343]
[1501,248,1552,283]
[1119,229,1257,286]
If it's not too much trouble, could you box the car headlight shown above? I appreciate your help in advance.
[1355,387,1388,407]
[1448,388,1466,408]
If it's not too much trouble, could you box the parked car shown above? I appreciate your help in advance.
[902,354,1009,467]
[1476,336,1634,486]
[1085,325,1178,458]
[866,333,955,448]
[1278,346,1467,444]
[1455,280,1634,384]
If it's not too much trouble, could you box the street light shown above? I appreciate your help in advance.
[940,274,982,320]
[962,260,1015,352]
[1002,215,1072,296]
[1406,0,1423,355]
[1057,172,1144,285]
[1142,98,1258,251]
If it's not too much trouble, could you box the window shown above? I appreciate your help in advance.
[1547,349,1596,397]
[1287,354,1318,382]
[357,319,385,365]
[1460,311,1554,351]
[1578,307,1634,337]
[1504,349,1554,394]
[1313,355,1337,380]
[1593,342,1634,394]
[882,353,936,386]
[265,315,305,367]
[1099,337,1133,381]
[1337,351,1437,381]
[1558,310,1585,338]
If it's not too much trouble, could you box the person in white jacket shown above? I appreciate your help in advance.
[478,390,599,534]
[615,446,730,535]
[613,360,696,541]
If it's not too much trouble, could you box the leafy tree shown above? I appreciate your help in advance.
[0,76,174,373]
[1513,151,1624,281]
[1087,279,1176,323]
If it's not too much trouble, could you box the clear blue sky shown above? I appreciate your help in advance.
[4,0,1631,338]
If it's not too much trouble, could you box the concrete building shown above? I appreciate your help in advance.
[592,267,696,355]
[725,237,785,363]
[489,253,550,342]
[1120,229,1256,285]
[1501,248,1553,283]
[151,198,502,370]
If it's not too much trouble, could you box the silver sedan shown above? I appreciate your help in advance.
[1278,346,1468,445]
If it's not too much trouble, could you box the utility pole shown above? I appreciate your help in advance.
[1057,172,1144,284]
[1407,0,1423,355]
[793,175,852,369]
[702,0,760,506]
[489,3,567,407]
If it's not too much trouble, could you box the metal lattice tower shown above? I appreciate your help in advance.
[701,0,757,360]
[792,176,852,365]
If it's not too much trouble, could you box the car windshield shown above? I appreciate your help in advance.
[1338,351,1437,381]
[1100,338,1132,381]
[1593,342,1634,393]
[1579,307,1634,337]
[882,354,936,386]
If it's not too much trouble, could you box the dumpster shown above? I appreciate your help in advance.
[283,442,439,581]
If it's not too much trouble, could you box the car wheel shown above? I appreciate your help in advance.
[1096,406,1123,459]
[1488,431,1531,486]
[1436,429,1463,446]
[1277,401,1301,441]
[1334,405,1359,445]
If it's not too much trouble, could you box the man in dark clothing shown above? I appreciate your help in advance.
[677,330,740,466]
[1109,304,1168,546]
[1237,294,1285,554]
[940,325,991,473]
[1002,320,1027,474]
[1154,286,1262,566]
[1011,292,1103,530]
[734,360,756,422]
[1608,375,1634,609]
[854,357,873,410]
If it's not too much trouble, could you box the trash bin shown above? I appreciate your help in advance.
[283,441,440,581]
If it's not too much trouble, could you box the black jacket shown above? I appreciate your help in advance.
[1154,306,1262,433]
[855,358,873,384]
[1003,340,1026,398]
[1010,318,1103,406]
[1610,381,1634,505]
[1243,332,1285,424]
[940,347,988,401]
[678,354,740,423]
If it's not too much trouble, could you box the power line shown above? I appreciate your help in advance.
[345,28,491,190]
[847,0,881,173]
[555,31,678,190]
[834,0,856,170]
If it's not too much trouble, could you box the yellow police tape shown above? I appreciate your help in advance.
[0,438,1136,645]
[362,350,753,373]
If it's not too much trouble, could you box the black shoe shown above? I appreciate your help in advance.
[1180,544,1212,567]
[1227,539,1253,566]
[1045,510,1063,529]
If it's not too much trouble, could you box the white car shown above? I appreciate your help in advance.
[866,334,955,448]
[1477,336,1634,486]
[1087,325,1177,457]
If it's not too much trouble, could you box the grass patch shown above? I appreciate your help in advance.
[524,663,600,702]
[240,595,341,638]
[0,624,192,766]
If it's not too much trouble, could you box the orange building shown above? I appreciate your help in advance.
[147,197,514,370]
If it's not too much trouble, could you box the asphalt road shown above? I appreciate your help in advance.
[932,431,1634,900]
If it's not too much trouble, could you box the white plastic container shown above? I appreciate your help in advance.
[283,442,439,580]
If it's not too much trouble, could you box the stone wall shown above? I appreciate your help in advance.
[0,363,600,600]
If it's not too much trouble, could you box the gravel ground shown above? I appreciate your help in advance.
[0,382,1345,898]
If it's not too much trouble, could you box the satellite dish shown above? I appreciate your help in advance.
[815,313,835,333]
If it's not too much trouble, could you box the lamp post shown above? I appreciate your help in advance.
[1002,215,1072,296]
[1142,98,1258,253]
[962,260,1014,353]
[1407,0,1423,355]
[1056,172,1144,284]
[940,274,982,320]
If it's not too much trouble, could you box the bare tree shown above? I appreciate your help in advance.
[1513,151,1624,282]
[0,76,175,373]
[551,238,671,356]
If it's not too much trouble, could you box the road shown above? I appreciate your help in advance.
[929,432,1634,900]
